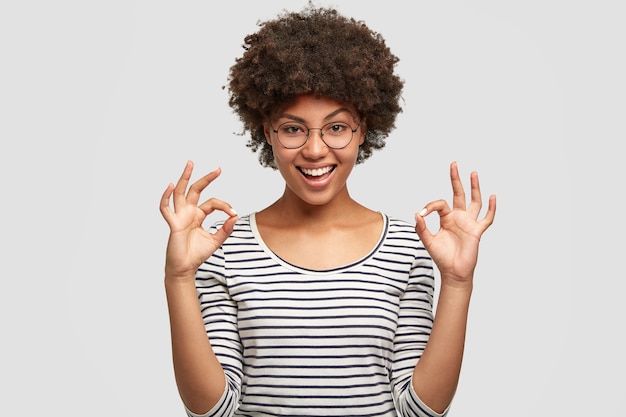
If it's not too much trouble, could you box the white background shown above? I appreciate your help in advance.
[1,1,624,415]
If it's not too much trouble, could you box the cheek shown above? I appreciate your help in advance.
[271,146,282,167]
[345,140,362,164]
[271,147,296,167]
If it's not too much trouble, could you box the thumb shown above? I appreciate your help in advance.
[414,208,433,247]
[211,213,239,245]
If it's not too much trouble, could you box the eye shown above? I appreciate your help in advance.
[324,122,349,135]
[279,123,307,136]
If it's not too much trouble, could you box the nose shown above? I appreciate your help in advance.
[301,128,328,157]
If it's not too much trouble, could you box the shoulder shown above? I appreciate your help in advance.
[381,214,425,250]
[384,214,418,237]
[204,214,256,248]
[211,213,253,229]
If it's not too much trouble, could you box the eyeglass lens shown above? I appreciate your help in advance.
[275,122,355,149]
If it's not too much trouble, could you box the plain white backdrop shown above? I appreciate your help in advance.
[1,1,624,415]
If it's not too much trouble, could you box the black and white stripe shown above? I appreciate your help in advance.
[188,213,447,417]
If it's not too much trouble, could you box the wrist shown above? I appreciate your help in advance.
[435,280,473,318]
[164,272,197,287]
[439,277,473,295]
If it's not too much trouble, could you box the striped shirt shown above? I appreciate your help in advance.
[188,213,447,417]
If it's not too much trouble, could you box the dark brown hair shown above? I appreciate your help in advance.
[227,3,404,168]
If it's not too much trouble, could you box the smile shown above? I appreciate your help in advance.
[298,166,335,177]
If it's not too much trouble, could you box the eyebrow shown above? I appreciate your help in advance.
[278,108,354,124]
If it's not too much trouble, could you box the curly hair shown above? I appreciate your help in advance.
[227,3,404,169]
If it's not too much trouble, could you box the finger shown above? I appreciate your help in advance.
[414,199,450,247]
[450,161,466,210]
[478,194,497,230]
[159,182,175,221]
[187,167,222,205]
[414,209,435,248]
[467,171,483,218]
[197,197,238,218]
[420,199,451,219]
[212,212,239,244]
[173,160,194,210]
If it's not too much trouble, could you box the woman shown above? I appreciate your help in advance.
[160,4,496,417]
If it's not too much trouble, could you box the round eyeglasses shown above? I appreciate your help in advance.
[271,121,360,149]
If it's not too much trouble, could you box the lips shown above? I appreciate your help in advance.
[299,166,335,177]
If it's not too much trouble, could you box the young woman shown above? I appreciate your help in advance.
[160,5,496,417]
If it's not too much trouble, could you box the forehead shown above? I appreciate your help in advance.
[272,94,358,121]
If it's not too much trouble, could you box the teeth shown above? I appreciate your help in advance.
[301,166,333,176]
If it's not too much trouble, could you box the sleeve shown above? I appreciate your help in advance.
[185,224,243,417]
[390,245,450,417]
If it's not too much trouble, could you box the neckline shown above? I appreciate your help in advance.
[249,211,388,274]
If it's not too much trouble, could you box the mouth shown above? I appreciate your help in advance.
[298,165,335,178]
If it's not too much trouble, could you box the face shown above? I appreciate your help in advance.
[264,95,365,207]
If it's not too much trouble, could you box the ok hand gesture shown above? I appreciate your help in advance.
[160,161,238,282]
[414,162,496,287]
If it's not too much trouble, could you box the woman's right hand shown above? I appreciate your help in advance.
[160,160,238,282]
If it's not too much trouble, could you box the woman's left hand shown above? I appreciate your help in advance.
[414,161,496,287]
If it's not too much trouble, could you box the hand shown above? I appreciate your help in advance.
[414,161,496,286]
[160,161,238,281]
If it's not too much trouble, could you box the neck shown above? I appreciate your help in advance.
[265,185,363,224]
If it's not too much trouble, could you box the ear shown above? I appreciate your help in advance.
[358,120,366,145]
[263,124,274,146]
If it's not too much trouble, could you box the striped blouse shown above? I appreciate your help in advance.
[188,213,448,417]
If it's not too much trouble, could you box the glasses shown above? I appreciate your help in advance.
[271,120,360,149]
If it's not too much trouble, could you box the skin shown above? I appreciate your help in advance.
[160,95,496,414]
[257,95,381,270]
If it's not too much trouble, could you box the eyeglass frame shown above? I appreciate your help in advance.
[270,120,361,150]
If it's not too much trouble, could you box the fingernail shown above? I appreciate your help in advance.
[418,208,428,217]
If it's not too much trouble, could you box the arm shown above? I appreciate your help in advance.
[410,280,471,414]
[160,161,239,414]
[166,277,227,413]
[412,161,496,413]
